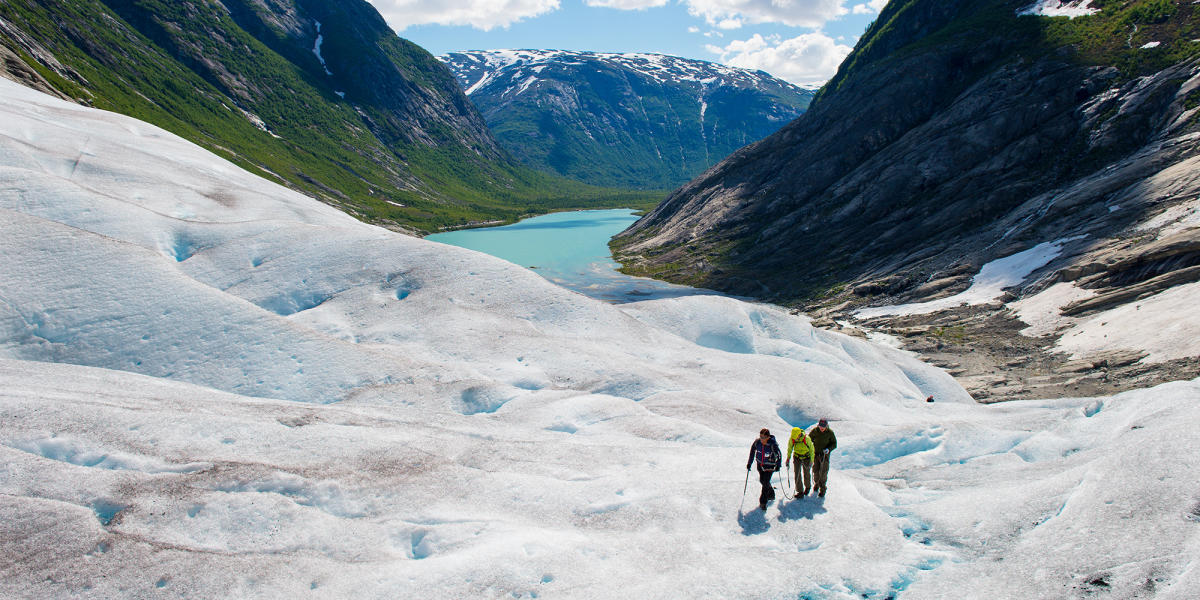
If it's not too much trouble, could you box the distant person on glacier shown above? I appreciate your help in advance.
[747,428,782,511]
[808,419,837,498]
[785,426,815,498]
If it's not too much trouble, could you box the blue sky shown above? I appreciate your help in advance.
[364,1,889,87]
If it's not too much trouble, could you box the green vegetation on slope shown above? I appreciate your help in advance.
[820,0,1200,104]
[1040,0,1199,75]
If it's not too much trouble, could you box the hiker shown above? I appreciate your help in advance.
[746,428,782,511]
[808,419,837,498]
[785,426,815,498]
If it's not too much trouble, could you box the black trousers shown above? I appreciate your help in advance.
[757,468,776,505]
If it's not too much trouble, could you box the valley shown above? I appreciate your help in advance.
[1,0,1199,598]
[3,76,1198,598]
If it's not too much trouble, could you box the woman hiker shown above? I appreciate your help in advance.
[746,428,782,511]
[786,426,815,498]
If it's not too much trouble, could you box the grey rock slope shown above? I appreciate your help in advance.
[613,0,1200,399]
[439,50,814,189]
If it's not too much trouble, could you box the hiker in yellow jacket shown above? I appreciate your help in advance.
[785,426,816,498]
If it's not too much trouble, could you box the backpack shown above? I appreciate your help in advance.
[791,429,806,448]
[760,439,781,471]
[790,429,812,458]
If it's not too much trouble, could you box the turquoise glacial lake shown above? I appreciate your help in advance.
[427,209,722,303]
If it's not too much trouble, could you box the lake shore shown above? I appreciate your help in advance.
[428,209,725,303]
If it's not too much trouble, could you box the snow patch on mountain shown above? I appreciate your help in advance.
[1011,279,1200,364]
[515,75,538,97]
[312,20,332,76]
[1017,0,1099,18]
[441,49,803,98]
[855,239,1077,319]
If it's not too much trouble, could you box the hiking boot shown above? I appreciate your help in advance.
[759,503,767,511]
[793,492,802,499]
[818,489,826,498]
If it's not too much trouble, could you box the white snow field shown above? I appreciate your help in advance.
[1018,1,1100,19]
[854,239,1075,320]
[0,78,1198,599]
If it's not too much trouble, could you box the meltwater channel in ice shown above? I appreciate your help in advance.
[427,209,724,303]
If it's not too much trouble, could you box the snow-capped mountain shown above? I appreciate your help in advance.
[3,66,1200,599]
[445,49,812,96]
[439,50,814,189]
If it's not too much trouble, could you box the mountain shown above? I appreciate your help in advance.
[0,0,656,232]
[5,73,1200,600]
[613,0,1200,400]
[439,50,814,189]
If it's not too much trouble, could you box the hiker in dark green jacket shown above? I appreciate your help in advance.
[808,419,837,498]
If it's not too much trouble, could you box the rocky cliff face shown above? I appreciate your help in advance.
[439,50,814,189]
[614,0,1200,399]
[0,0,643,231]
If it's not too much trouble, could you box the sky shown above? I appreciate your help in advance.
[366,0,890,87]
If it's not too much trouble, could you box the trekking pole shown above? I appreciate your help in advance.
[739,468,749,513]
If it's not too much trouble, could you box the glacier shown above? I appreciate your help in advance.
[1,78,1199,599]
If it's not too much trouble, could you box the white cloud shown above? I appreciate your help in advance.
[366,1,865,35]
[852,0,888,15]
[366,0,561,31]
[722,34,770,54]
[688,26,702,33]
[585,0,670,8]
[684,0,849,28]
[710,32,853,87]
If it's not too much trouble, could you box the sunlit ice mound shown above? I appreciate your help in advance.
[0,76,961,415]
[2,78,1199,598]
